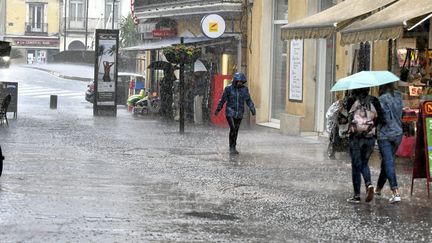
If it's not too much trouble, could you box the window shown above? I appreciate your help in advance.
[70,0,84,21]
[29,3,45,31]
[105,0,120,28]
[271,0,288,120]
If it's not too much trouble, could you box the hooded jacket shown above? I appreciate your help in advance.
[377,90,403,140]
[216,79,256,119]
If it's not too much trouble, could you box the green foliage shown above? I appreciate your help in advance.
[163,45,201,64]
[119,13,139,48]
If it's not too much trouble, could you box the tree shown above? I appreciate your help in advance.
[119,13,139,48]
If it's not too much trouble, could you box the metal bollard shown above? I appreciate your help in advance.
[50,95,57,109]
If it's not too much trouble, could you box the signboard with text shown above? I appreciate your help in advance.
[289,39,303,102]
[412,101,432,197]
[93,29,119,116]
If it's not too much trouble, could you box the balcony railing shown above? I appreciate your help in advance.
[136,0,243,10]
[64,17,121,31]
[25,22,48,35]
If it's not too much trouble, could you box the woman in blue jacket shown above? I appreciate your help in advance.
[375,82,403,203]
[215,72,256,154]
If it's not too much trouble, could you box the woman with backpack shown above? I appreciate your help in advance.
[374,83,404,203]
[346,87,383,203]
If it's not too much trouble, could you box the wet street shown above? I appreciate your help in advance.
[1,65,432,242]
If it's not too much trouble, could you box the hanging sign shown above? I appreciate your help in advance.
[201,14,225,39]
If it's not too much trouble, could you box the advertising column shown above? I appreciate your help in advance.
[93,29,119,116]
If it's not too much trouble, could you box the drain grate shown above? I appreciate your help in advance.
[185,211,239,221]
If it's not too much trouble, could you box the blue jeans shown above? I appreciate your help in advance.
[377,135,402,190]
[349,137,375,195]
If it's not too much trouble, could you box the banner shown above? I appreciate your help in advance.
[93,29,119,116]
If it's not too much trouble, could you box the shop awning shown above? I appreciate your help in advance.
[121,36,235,51]
[341,0,432,45]
[135,3,242,20]
[281,0,397,40]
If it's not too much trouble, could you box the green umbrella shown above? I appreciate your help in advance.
[331,71,399,92]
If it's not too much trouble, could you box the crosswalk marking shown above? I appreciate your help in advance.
[18,85,84,100]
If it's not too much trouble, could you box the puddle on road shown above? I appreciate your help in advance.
[185,211,239,221]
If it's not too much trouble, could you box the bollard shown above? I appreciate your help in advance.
[50,95,58,109]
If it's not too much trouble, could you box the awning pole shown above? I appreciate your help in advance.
[237,35,242,72]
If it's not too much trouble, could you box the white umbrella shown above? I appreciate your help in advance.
[194,59,207,72]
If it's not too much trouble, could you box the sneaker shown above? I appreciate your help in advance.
[389,194,401,204]
[229,148,239,155]
[365,185,374,202]
[374,189,382,197]
[347,195,361,204]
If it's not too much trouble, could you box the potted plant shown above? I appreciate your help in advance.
[163,45,201,64]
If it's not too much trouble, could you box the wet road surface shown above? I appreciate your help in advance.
[0,65,431,242]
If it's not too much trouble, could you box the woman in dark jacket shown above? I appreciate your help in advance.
[215,72,256,154]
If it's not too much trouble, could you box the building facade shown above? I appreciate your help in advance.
[61,0,132,51]
[247,0,393,135]
[4,0,61,64]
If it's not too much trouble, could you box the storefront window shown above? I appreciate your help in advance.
[271,0,288,120]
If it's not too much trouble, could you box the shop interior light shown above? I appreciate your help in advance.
[222,53,229,87]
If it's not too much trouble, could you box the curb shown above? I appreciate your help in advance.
[22,66,93,82]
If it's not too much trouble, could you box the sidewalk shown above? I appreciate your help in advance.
[22,63,94,82]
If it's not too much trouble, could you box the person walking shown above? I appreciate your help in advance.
[214,72,256,155]
[346,87,383,203]
[374,83,404,203]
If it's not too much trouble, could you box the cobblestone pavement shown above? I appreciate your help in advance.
[0,64,431,242]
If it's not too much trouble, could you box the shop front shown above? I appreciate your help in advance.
[340,0,432,156]
[6,37,59,64]
[122,36,238,123]
[279,0,396,135]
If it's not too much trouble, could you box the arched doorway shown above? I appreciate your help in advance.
[68,40,85,50]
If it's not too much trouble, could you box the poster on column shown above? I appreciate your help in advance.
[93,29,119,116]
[289,39,303,102]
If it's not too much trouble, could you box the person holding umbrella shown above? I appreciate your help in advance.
[374,82,404,203]
[331,71,399,203]
[345,87,383,203]
[214,72,256,155]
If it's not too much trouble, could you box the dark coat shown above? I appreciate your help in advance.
[216,80,256,119]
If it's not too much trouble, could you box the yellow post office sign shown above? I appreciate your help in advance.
[201,14,225,39]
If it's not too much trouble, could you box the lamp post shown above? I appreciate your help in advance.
[112,0,115,29]
[63,0,67,51]
[179,37,185,134]
[85,0,89,50]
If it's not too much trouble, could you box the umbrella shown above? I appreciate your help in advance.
[330,71,399,92]
[194,59,207,72]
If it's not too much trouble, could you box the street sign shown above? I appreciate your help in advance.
[201,14,226,39]
[411,101,432,197]
[425,101,432,115]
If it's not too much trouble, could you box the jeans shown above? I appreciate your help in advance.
[349,137,375,195]
[377,135,402,190]
[226,116,242,149]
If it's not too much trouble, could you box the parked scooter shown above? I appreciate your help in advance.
[128,90,160,115]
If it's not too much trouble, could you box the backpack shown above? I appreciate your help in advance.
[349,97,377,136]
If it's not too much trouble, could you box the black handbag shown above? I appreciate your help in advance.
[400,49,411,81]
